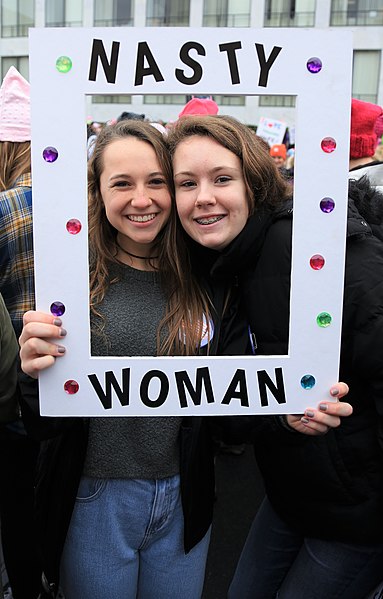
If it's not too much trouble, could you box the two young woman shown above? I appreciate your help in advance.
[20,117,351,598]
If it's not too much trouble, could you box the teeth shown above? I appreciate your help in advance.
[128,214,156,223]
[196,216,224,225]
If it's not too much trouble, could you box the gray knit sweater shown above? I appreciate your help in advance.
[83,262,181,479]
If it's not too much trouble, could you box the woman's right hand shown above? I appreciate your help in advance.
[19,310,67,379]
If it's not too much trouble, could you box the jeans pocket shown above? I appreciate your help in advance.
[75,476,107,502]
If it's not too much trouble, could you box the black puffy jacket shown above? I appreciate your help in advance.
[210,176,383,544]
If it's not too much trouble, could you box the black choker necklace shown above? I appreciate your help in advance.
[116,242,158,261]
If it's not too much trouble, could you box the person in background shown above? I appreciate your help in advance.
[178,97,219,119]
[269,142,287,168]
[374,113,383,149]
[87,121,103,160]
[167,114,383,598]
[116,111,146,122]
[348,98,383,192]
[269,143,294,183]
[0,288,20,599]
[0,66,42,599]
[0,293,19,424]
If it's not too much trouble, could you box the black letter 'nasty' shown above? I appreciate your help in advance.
[88,39,120,83]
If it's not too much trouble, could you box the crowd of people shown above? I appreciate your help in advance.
[1,66,383,599]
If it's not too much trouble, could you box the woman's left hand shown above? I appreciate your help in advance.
[286,382,352,435]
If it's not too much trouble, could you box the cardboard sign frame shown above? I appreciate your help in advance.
[29,27,352,416]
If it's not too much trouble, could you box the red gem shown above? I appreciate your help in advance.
[66,219,82,235]
[321,137,336,153]
[310,254,325,270]
[64,380,79,394]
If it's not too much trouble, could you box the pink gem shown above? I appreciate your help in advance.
[310,254,325,270]
[66,219,82,235]
[64,380,79,394]
[321,137,336,153]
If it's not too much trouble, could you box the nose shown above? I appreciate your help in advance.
[195,184,216,207]
[130,186,152,208]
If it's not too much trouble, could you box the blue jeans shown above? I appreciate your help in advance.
[60,475,211,598]
[228,497,383,599]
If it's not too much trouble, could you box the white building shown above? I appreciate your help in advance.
[1,0,382,129]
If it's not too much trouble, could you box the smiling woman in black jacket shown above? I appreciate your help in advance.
[168,115,383,599]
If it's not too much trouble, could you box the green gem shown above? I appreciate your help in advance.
[56,56,72,73]
[316,312,332,327]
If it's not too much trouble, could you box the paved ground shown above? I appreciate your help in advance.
[202,444,265,599]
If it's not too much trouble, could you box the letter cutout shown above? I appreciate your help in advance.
[257,368,286,407]
[88,39,120,84]
[175,367,215,408]
[140,370,169,407]
[135,42,165,86]
[88,368,130,409]
[219,41,242,85]
[255,43,282,87]
[221,369,249,406]
[175,41,206,85]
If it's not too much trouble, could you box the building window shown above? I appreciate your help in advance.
[203,0,251,27]
[146,0,190,26]
[1,0,34,37]
[91,95,133,104]
[94,0,133,26]
[352,50,380,103]
[264,0,315,27]
[144,95,188,105]
[259,96,296,107]
[330,0,383,26]
[2,56,29,80]
[213,95,245,106]
[45,0,82,27]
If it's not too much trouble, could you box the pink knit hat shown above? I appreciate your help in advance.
[178,97,219,118]
[374,114,383,141]
[0,66,31,142]
[350,98,382,159]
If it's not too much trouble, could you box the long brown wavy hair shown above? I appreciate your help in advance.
[167,114,292,213]
[88,119,212,356]
[0,141,31,191]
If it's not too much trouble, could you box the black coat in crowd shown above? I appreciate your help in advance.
[210,175,383,545]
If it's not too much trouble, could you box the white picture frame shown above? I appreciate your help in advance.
[29,27,352,416]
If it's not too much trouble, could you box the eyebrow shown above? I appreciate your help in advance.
[108,171,165,181]
[174,166,239,178]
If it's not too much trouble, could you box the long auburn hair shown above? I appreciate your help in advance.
[0,141,31,191]
[88,119,212,356]
[167,114,292,213]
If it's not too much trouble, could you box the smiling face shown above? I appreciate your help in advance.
[99,136,171,256]
[173,135,249,251]
[271,154,286,169]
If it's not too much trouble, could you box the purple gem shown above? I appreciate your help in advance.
[320,197,335,213]
[50,301,65,317]
[307,57,322,74]
[43,146,59,162]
